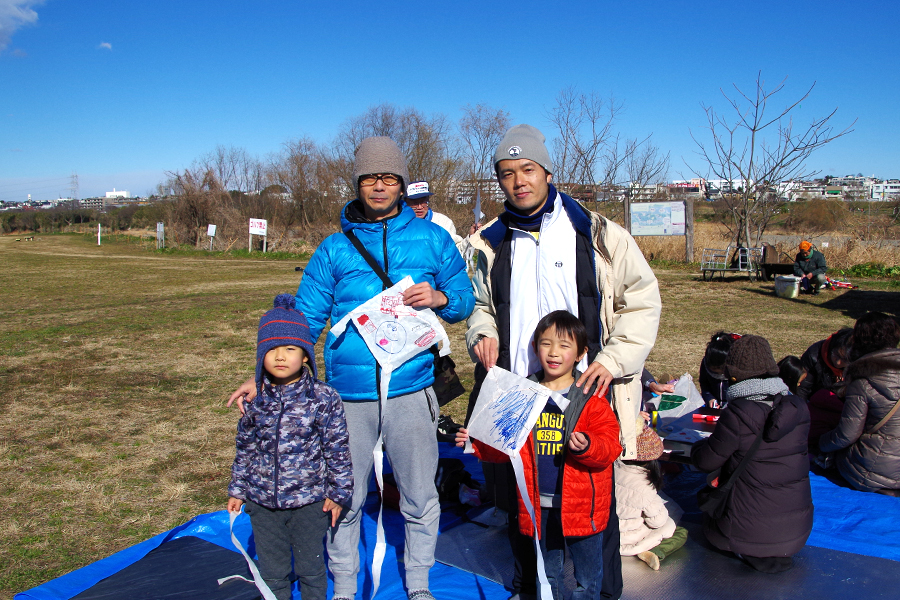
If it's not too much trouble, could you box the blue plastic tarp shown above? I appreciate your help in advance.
[16,446,899,600]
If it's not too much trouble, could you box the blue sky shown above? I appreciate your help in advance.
[1,0,897,201]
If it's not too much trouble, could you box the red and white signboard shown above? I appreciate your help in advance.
[249,219,268,236]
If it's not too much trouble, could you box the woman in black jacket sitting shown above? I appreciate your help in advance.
[820,312,900,495]
[693,335,813,573]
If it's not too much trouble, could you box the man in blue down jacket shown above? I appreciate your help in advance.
[297,137,474,600]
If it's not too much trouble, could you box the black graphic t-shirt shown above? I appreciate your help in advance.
[535,396,566,500]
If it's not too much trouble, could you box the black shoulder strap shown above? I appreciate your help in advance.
[345,230,392,289]
[344,230,441,360]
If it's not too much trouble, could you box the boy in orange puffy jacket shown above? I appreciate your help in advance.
[457,310,621,600]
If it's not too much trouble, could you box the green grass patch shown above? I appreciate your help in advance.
[2,232,898,596]
[836,262,900,279]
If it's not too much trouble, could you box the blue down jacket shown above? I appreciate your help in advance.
[228,369,353,509]
[296,200,475,401]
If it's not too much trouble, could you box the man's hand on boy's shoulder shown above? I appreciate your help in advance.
[576,362,613,398]
[227,377,257,415]
[473,336,498,369]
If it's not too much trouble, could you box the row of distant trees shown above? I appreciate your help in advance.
[3,75,857,251]
[154,102,506,248]
[150,92,679,250]
[0,204,163,235]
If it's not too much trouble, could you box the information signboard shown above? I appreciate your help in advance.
[631,201,686,236]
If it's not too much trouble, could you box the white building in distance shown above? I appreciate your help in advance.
[105,188,130,199]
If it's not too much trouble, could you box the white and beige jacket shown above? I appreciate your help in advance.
[465,193,661,459]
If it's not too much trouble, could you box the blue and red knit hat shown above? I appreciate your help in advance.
[256,294,317,388]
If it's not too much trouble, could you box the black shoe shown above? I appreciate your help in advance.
[742,555,794,573]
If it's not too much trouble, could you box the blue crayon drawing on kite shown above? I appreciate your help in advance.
[490,385,539,451]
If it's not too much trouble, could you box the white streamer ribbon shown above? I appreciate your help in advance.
[371,430,387,597]
[369,365,393,597]
[217,508,278,600]
[510,453,552,600]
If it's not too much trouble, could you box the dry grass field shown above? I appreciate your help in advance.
[1,232,898,597]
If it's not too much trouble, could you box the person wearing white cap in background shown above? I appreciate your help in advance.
[406,180,469,257]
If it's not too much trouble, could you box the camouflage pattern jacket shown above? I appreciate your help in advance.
[228,368,353,509]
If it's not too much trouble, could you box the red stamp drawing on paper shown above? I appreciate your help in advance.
[380,293,416,317]
[415,329,436,347]
[356,314,377,333]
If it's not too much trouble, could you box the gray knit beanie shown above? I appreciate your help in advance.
[724,334,780,383]
[494,124,553,174]
[352,137,409,197]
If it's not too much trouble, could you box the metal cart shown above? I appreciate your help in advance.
[700,246,763,282]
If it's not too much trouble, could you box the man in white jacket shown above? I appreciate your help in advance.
[465,124,661,600]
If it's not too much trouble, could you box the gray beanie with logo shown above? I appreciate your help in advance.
[352,136,409,197]
[494,124,553,174]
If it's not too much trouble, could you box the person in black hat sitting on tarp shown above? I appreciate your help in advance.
[693,335,813,573]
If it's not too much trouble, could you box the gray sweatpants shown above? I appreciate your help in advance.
[328,387,440,597]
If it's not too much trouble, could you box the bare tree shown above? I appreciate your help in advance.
[547,87,621,197]
[201,146,265,194]
[400,109,460,206]
[547,88,670,229]
[162,168,226,247]
[625,137,670,192]
[269,137,341,232]
[690,72,854,248]
[458,103,511,202]
[332,104,459,201]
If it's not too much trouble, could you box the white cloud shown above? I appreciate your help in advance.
[98,41,112,51]
[0,0,45,52]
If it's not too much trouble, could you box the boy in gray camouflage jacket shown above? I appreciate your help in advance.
[228,294,353,600]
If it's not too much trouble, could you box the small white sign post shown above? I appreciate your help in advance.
[156,222,165,249]
[207,224,217,251]
[249,219,267,253]
[97,223,101,246]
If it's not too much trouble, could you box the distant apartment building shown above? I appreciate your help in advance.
[78,197,107,210]
[668,178,708,196]
[705,179,733,195]
[829,175,868,187]
[770,175,898,201]
[628,182,665,201]
[105,188,130,199]
[869,180,900,200]
[449,178,504,204]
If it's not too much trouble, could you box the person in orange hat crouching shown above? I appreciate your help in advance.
[794,240,828,294]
